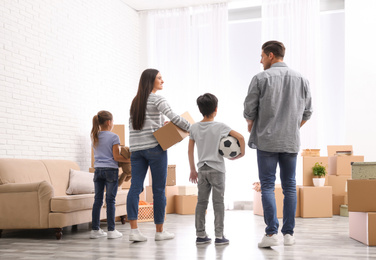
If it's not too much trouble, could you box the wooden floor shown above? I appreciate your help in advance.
[1,210,375,260]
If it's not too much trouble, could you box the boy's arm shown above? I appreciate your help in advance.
[228,130,245,160]
[188,139,198,184]
[113,144,130,163]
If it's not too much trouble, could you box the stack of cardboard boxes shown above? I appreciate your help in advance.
[146,166,199,215]
[253,145,364,219]
[327,145,364,216]
[348,162,376,246]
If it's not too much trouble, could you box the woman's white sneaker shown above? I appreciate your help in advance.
[129,231,147,242]
[258,234,279,248]
[155,230,175,241]
[107,230,123,239]
[284,234,295,246]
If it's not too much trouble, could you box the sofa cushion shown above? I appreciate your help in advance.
[51,194,95,213]
[0,159,50,185]
[66,169,94,195]
[51,190,128,213]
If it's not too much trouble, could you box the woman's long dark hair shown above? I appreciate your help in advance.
[130,69,159,130]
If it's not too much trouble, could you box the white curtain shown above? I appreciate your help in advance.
[261,0,322,150]
[140,4,229,112]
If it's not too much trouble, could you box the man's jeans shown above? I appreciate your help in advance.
[127,145,167,224]
[257,149,297,235]
[92,167,119,231]
[196,164,225,238]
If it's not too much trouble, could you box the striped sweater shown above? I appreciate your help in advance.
[129,93,191,152]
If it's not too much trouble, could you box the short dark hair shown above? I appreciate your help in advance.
[262,41,285,59]
[196,93,218,117]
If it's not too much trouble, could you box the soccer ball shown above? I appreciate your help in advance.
[218,136,241,159]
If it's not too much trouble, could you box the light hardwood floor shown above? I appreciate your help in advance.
[0,210,375,259]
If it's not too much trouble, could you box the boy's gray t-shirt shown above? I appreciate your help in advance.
[190,121,232,173]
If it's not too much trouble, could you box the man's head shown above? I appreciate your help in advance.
[196,93,218,118]
[260,41,285,70]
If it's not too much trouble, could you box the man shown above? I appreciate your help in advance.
[243,41,313,248]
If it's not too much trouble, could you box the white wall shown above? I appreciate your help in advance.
[345,0,376,161]
[0,0,140,170]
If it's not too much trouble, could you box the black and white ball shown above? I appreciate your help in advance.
[218,136,241,159]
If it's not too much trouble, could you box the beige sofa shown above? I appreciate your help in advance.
[0,159,128,239]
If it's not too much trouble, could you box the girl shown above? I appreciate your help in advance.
[127,69,191,242]
[90,110,129,239]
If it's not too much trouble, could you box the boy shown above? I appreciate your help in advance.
[188,93,245,245]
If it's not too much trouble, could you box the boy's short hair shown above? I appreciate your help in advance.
[196,93,218,117]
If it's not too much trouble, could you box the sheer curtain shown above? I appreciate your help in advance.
[140,5,241,208]
[261,0,322,151]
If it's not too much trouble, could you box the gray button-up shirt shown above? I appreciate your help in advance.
[243,62,313,153]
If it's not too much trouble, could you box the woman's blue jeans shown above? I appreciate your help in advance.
[127,145,167,224]
[257,149,297,235]
[92,167,119,231]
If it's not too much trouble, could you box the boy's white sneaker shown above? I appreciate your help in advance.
[90,229,107,239]
[107,230,123,239]
[284,234,295,246]
[155,230,175,241]
[258,234,279,248]
[129,231,147,242]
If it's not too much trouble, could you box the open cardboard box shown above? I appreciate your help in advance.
[153,112,194,151]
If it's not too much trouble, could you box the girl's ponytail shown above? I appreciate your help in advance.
[91,115,100,147]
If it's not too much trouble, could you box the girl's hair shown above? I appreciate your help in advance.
[91,110,113,147]
[130,68,159,130]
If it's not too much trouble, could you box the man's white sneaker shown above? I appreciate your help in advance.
[129,232,147,242]
[107,230,123,239]
[284,234,295,246]
[258,234,279,248]
[90,229,107,239]
[155,230,175,241]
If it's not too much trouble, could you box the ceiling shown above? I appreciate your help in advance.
[120,0,259,11]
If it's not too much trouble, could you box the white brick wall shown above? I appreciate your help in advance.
[0,0,140,171]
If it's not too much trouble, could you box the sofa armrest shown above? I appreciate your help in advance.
[0,181,54,229]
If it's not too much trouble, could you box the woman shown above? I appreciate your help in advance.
[127,69,191,242]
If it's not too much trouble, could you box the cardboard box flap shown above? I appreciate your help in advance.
[327,145,353,156]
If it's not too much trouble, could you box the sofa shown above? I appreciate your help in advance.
[0,159,128,239]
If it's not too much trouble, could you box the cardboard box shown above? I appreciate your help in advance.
[327,145,353,156]
[253,185,300,218]
[91,124,126,167]
[175,195,197,215]
[328,175,350,196]
[328,155,364,176]
[149,165,176,186]
[177,185,198,195]
[349,212,376,246]
[348,179,376,212]
[299,186,332,218]
[145,185,178,214]
[303,156,329,186]
[332,195,345,215]
[352,162,376,180]
[153,112,195,151]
